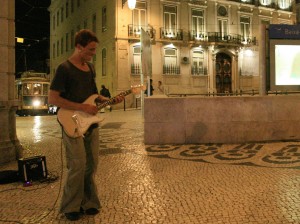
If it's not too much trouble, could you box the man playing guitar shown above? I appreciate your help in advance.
[48,29,124,221]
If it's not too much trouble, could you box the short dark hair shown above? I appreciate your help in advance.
[74,29,99,47]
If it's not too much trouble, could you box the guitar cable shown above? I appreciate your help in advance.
[0,128,64,224]
[32,127,64,223]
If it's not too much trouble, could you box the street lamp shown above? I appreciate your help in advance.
[16,37,24,43]
[128,0,136,10]
[122,0,136,10]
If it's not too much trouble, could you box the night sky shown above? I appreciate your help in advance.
[15,0,51,77]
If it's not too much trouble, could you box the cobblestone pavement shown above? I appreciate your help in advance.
[1,109,300,224]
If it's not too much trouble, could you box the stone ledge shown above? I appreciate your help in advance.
[144,95,300,144]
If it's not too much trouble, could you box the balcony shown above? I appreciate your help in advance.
[163,64,180,75]
[128,25,154,39]
[189,31,257,45]
[191,66,207,76]
[160,28,183,41]
[229,0,255,4]
[131,63,141,75]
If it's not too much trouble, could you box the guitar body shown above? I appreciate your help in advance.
[57,85,145,138]
[57,94,103,138]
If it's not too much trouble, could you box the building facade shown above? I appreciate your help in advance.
[48,0,295,108]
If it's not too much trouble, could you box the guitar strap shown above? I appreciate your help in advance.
[86,62,98,94]
[85,62,100,132]
[86,62,96,78]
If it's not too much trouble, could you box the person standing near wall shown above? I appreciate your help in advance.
[144,78,154,96]
[48,29,124,221]
[157,80,164,94]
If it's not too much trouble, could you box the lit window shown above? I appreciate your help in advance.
[92,14,96,33]
[132,1,147,34]
[132,45,141,75]
[192,9,204,40]
[278,0,291,9]
[102,6,107,32]
[61,7,64,22]
[192,49,205,75]
[259,0,271,6]
[61,37,64,55]
[163,5,177,37]
[66,33,69,52]
[102,48,106,76]
[163,47,180,75]
[240,16,250,42]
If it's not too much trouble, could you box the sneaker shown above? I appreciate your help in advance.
[65,212,81,221]
[85,208,99,215]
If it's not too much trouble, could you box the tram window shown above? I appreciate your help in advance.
[43,84,49,95]
[15,84,22,99]
[33,83,42,95]
[23,84,32,95]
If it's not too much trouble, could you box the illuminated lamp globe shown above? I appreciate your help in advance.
[128,0,136,10]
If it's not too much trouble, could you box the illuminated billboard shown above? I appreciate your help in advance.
[269,25,300,91]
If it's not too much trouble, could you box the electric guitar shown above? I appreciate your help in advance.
[57,85,145,138]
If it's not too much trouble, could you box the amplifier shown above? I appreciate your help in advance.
[18,156,48,182]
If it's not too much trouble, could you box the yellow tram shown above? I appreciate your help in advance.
[15,71,50,116]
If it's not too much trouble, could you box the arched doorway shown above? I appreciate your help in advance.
[216,53,232,94]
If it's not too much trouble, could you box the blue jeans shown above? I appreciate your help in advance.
[60,127,101,213]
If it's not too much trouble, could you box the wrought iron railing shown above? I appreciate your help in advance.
[163,64,180,75]
[167,90,300,97]
[191,66,207,76]
[189,31,257,45]
[160,28,183,40]
[131,63,141,75]
[128,25,154,38]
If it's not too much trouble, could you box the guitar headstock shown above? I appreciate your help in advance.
[131,84,146,94]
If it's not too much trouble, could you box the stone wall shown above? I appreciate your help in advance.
[144,95,300,144]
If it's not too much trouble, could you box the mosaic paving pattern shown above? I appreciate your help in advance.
[145,143,300,169]
[98,123,300,169]
[28,121,300,170]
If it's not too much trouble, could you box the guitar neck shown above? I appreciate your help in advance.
[97,89,132,110]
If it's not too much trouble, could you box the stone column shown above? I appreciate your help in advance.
[296,0,300,24]
[0,0,22,164]
[208,46,216,93]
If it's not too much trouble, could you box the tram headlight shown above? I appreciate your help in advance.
[32,99,41,107]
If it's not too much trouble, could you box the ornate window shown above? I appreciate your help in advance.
[71,29,74,47]
[163,47,180,75]
[61,37,64,55]
[259,0,272,6]
[163,5,177,36]
[192,49,205,75]
[240,16,251,42]
[191,9,204,40]
[131,45,141,75]
[218,19,228,38]
[92,14,96,33]
[102,6,107,32]
[65,33,69,52]
[132,1,147,32]
[278,0,291,9]
[102,48,106,76]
